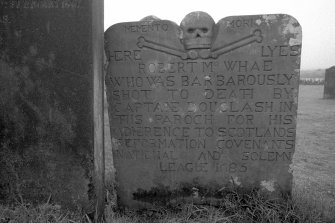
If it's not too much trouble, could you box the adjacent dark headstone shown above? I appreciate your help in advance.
[0,0,96,210]
[324,66,335,99]
[105,12,302,208]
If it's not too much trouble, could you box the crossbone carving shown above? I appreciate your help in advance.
[211,29,263,58]
[137,37,188,59]
[137,29,263,60]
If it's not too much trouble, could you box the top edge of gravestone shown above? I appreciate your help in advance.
[140,15,161,21]
[326,66,335,71]
[105,12,301,32]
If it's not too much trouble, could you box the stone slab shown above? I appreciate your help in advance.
[105,12,302,208]
[324,66,335,99]
[0,0,94,210]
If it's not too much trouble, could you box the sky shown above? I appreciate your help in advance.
[104,0,335,70]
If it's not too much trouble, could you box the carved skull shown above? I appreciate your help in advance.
[180,11,215,50]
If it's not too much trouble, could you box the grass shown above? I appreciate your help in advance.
[0,188,331,223]
[104,188,329,223]
[0,202,80,222]
[292,85,335,221]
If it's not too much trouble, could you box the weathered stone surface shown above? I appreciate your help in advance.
[324,66,335,99]
[105,12,302,208]
[0,0,94,210]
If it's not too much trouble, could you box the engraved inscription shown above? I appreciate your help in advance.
[124,22,169,33]
[108,50,141,62]
[108,57,298,170]
[227,18,254,29]
[0,15,10,24]
[1,0,82,9]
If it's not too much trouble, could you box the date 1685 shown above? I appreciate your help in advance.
[215,162,247,173]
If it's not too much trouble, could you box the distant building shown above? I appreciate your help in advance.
[299,69,325,85]
[300,78,324,85]
[324,66,335,99]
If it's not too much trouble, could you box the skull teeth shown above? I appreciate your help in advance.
[184,37,212,50]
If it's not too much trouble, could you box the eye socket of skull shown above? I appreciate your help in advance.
[187,28,195,34]
[201,28,208,34]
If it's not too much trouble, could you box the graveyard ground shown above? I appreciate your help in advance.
[292,85,335,219]
[1,85,334,222]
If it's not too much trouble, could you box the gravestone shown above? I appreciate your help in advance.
[0,0,97,210]
[105,12,302,208]
[324,66,335,99]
